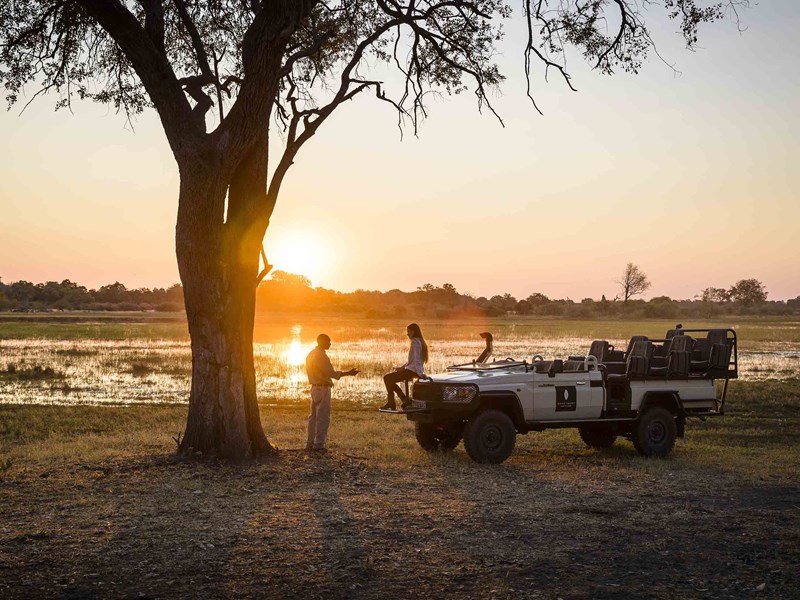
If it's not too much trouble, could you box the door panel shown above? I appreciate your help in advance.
[532,373,603,420]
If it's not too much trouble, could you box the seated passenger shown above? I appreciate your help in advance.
[381,323,428,411]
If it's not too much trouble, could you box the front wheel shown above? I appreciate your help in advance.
[463,410,516,464]
[415,422,462,452]
[633,407,677,457]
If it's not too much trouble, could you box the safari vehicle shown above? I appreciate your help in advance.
[382,327,738,464]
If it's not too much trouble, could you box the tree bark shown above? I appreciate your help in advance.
[175,160,273,459]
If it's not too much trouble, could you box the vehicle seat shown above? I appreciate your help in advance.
[567,340,609,363]
[665,324,684,339]
[650,336,694,377]
[605,336,647,369]
[625,336,649,359]
[533,361,553,374]
[588,340,609,363]
[548,359,563,377]
[626,340,653,378]
[690,330,731,374]
[563,360,585,372]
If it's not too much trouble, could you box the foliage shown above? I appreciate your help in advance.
[0,0,748,175]
[268,270,312,288]
[0,278,183,311]
[616,262,651,303]
[728,278,768,306]
[700,280,767,307]
[1,275,795,318]
[701,286,731,303]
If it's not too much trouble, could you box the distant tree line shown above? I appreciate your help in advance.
[255,271,798,319]
[1,273,797,318]
[0,279,184,312]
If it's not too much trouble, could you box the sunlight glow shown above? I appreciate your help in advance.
[266,229,331,284]
[285,339,306,367]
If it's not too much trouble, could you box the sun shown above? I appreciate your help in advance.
[266,229,331,283]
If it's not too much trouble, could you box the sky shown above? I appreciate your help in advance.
[1,2,798,301]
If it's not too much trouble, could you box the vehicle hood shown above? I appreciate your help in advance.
[426,369,527,385]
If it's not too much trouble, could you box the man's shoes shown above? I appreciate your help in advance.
[380,402,396,411]
[312,447,328,455]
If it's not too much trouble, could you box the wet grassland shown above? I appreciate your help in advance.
[0,313,798,598]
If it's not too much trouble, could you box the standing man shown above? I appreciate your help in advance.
[305,333,359,453]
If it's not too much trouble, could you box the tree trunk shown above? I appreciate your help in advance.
[175,165,273,459]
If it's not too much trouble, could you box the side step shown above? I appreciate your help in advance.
[378,407,428,414]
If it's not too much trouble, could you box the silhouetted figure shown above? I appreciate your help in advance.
[305,334,358,452]
[381,323,428,410]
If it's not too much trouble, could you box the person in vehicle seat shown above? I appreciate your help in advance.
[381,323,428,410]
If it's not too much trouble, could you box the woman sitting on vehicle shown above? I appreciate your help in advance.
[381,323,428,410]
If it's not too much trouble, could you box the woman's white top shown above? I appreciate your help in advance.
[401,337,425,376]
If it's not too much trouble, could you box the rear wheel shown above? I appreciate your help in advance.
[578,425,617,449]
[414,422,462,452]
[633,407,677,457]
[463,409,516,464]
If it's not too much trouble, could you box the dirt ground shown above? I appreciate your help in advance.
[1,418,799,600]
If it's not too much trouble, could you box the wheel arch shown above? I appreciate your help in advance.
[639,391,686,438]
[478,392,525,429]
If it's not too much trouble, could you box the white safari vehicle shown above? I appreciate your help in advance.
[383,327,738,464]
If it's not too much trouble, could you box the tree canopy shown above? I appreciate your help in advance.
[2,1,747,149]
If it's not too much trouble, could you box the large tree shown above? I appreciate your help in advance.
[1,0,747,458]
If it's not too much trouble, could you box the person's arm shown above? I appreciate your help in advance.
[322,354,359,378]
[322,353,344,380]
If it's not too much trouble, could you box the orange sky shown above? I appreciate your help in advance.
[1,4,798,300]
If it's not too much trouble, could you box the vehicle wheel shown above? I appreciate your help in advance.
[415,422,462,452]
[633,407,677,457]
[578,425,617,449]
[463,410,516,464]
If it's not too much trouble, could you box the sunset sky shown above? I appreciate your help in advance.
[1,2,798,301]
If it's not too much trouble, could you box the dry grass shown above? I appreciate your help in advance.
[1,315,799,598]
[1,381,799,598]
[1,380,798,477]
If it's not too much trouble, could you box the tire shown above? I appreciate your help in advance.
[578,425,617,449]
[633,407,677,457]
[463,409,516,464]
[414,422,462,453]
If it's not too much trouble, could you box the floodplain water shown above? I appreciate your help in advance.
[1,316,798,406]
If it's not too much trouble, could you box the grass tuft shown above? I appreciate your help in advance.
[1,364,65,380]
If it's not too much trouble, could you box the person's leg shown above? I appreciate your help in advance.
[314,387,332,450]
[382,370,406,408]
[306,388,321,449]
[383,369,414,406]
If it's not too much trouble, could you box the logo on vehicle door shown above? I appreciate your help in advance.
[555,386,577,412]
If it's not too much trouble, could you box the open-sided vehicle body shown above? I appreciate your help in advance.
[388,326,738,463]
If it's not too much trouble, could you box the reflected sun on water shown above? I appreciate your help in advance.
[285,339,307,367]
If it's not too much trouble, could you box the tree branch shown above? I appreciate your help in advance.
[75,0,201,154]
[172,0,213,77]
[140,0,166,57]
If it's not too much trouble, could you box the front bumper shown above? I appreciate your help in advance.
[410,381,480,414]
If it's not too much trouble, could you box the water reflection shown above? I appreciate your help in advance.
[0,333,797,406]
